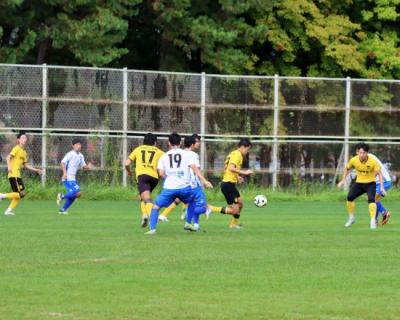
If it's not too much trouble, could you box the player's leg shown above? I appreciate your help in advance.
[345,182,365,227]
[138,175,158,227]
[159,198,181,221]
[147,189,175,233]
[3,178,25,215]
[366,182,377,229]
[220,182,242,228]
[380,181,392,225]
[187,187,207,230]
[59,181,80,214]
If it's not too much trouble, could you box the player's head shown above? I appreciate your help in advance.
[72,138,82,152]
[191,134,201,150]
[143,133,157,146]
[355,142,369,161]
[17,131,28,146]
[238,138,252,155]
[184,136,196,149]
[168,132,181,147]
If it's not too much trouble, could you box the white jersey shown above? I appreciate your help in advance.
[369,153,391,182]
[61,150,87,181]
[186,150,201,188]
[157,148,196,189]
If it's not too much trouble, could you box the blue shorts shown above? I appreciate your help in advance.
[155,186,193,208]
[192,186,207,207]
[376,181,392,196]
[63,180,81,194]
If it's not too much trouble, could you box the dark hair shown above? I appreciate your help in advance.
[191,133,201,141]
[143,133,157,145]
[17,131,27,139]
[72,138,82,145]
[168,132,181,146]
[184,136,196,148]
[355,142,369,152]
[238,138,252,148]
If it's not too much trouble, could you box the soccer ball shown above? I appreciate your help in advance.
[254,194,267,207]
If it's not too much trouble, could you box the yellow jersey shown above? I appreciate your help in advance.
[128,145,164,180]
[346,155,380,183]
[222,149,243,183]
[8,145,28,178]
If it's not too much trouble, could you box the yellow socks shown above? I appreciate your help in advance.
[369,203,377,219]
[346,201,355,216]
[160,202,177,217]
[5,192,20,200]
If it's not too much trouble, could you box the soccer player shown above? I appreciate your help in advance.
[0,132,42,215]
[220,138,254,229]
[145,132,213,235]
[124,133,164,227]
[56,138,92,214]
[366,151,392,225]
[182,135,211,231]
[337,142,385,229]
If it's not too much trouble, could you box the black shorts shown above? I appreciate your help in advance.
[137,174,159,194]
[347,181,376,203]
[221,181,240,205]
[9,177,25,194]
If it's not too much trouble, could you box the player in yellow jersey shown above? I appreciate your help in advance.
[125,133,164,228]
[337,142,385,230]
[220,138,253,229]
[0,132,42,215]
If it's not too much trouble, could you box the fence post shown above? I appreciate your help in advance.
[41,64,47,186]
[272,74,280,190]
[122,68,128,187]
[344,77,351,170]
[200,72,206,171]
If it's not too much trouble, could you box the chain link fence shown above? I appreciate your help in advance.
[0,64,399,188]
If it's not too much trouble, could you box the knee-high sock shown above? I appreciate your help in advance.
[145,202,153,216]
[346,201,355,215]
[187,204,206,224]
[62,198,76,211]
[376,201,386,216]
[369,203,377,220]
[149,207,160,230]
[5,192,20,199]
[140,201,147,217]
[9,198,20,209]
[160,202,177,217]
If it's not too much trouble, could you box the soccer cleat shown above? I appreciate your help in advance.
[205,207,212,220]
[56,193,62,206]
[184,223,196,232]
[145,229,156,235]
[180,209,187,221]
[193,223,200,231]
[382,211,391,225]
[141,217,149,228]
[59,211,68,215]
[158,215,169,222]
[370,221,377,230]
[229,224,243,229]
[4,210,15,216]
[344,217,355,227]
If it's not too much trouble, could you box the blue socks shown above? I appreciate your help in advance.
[149,207,160,230]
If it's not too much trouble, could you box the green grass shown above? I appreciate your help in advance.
[1,200,399,320]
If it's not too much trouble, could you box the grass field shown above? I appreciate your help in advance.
[1,199,399,320]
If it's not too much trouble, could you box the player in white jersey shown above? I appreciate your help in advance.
[146,133,212,234]
[56,138,92,214]
[368,151,392,225]
[183,136,210,231]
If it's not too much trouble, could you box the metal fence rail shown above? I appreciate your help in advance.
[1,63,399,188]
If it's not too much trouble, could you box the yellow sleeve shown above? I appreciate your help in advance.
[374,160,381,172]
[9,146,18,157]
[346,158,354,170]
[128,148,137,161]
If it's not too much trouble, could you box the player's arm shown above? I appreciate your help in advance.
[125,151,136,177]
[60,161,68,180]
[82,162,92,170]
[190,164,213,188]
[6,153,14,174]
[24,162,42,175]
[228,164,253,176]
[337,159,353,188]
[375,168,385,195]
